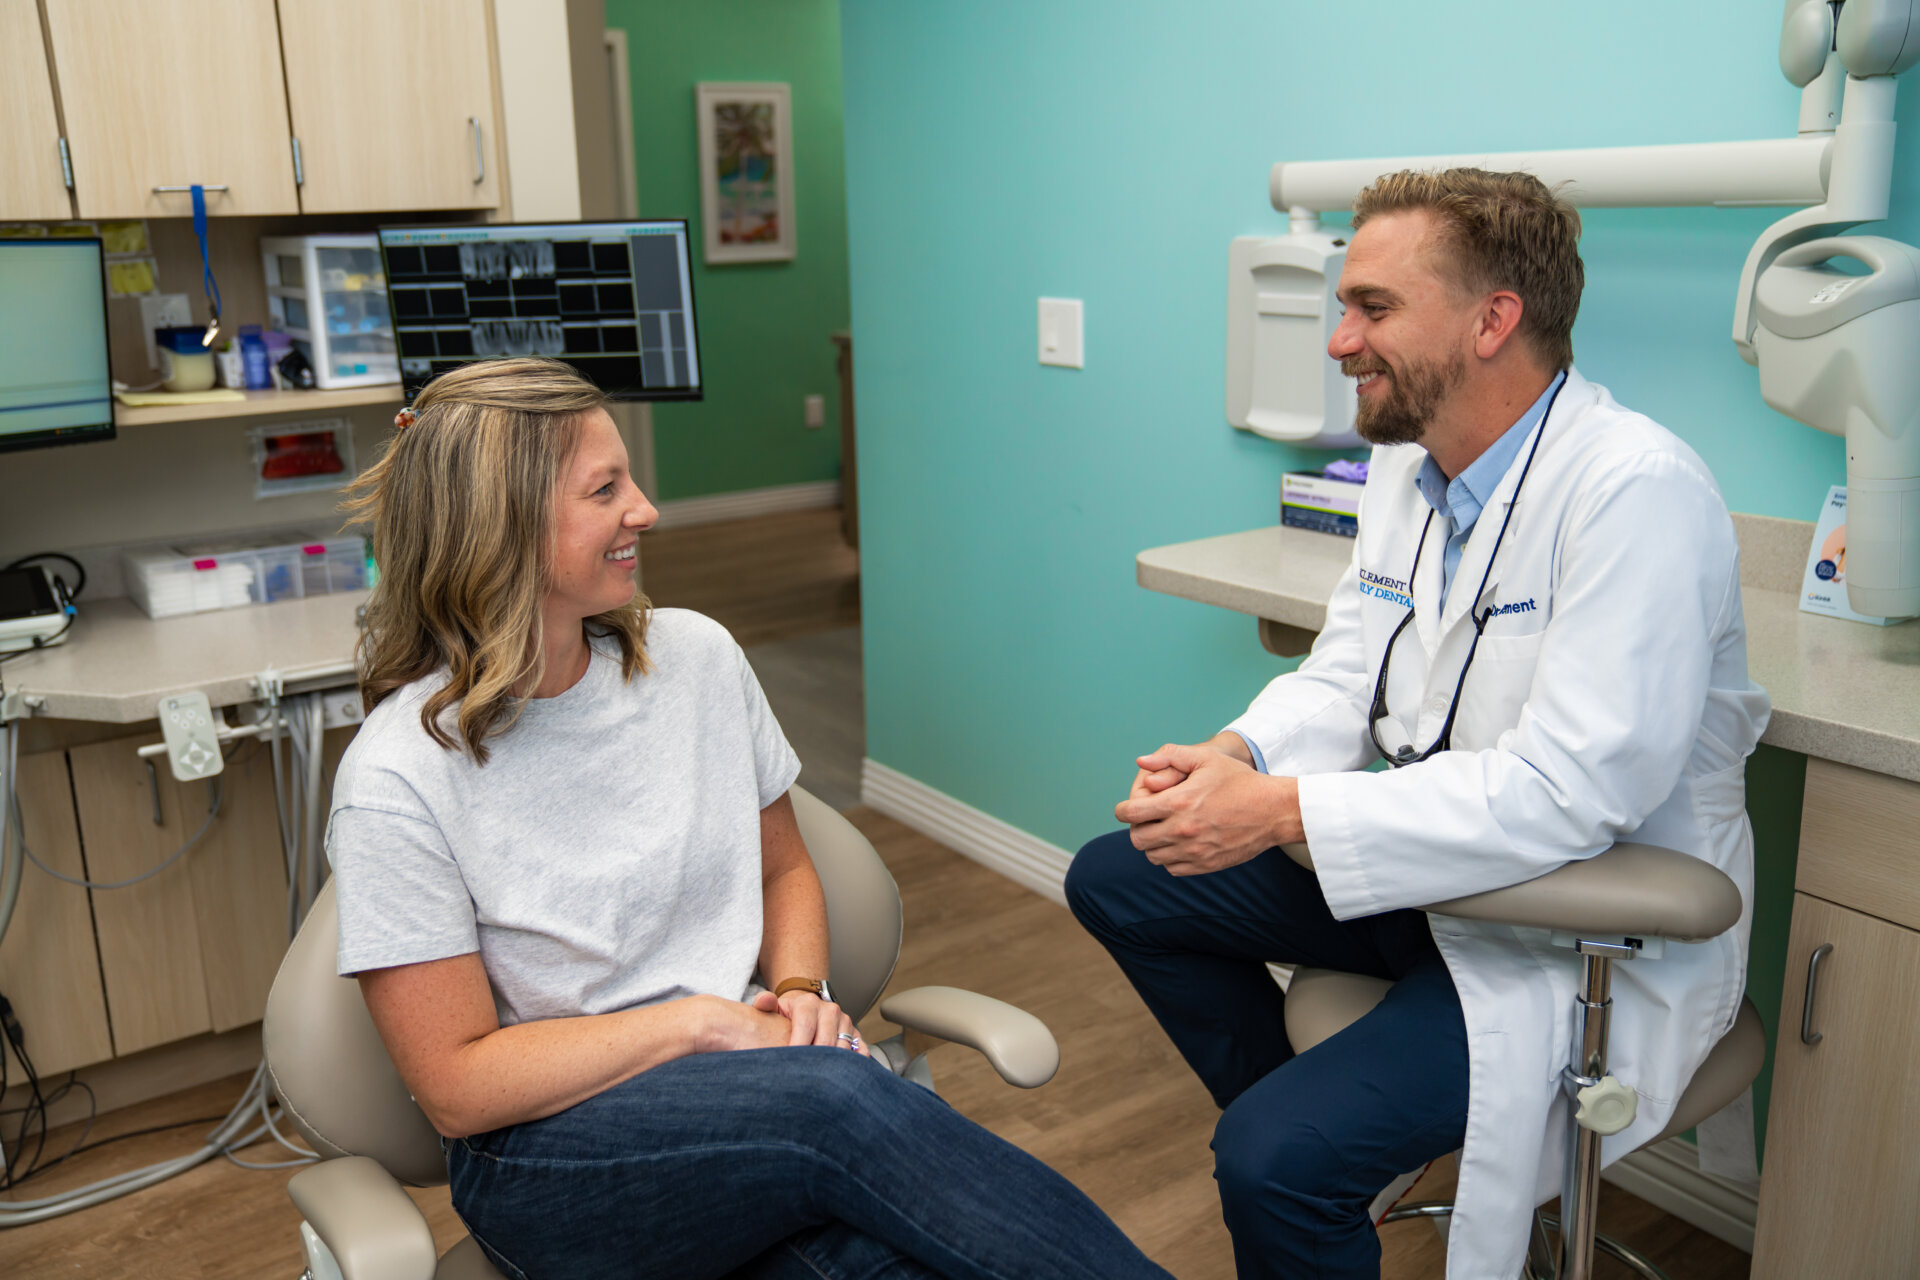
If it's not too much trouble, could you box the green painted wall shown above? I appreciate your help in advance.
[606,0,850,501]
[841,0,1918,1167]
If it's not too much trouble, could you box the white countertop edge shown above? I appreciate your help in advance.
[1136,527,1920,785]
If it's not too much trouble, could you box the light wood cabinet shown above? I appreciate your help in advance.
[0,751,113,1079]
[277,0,501,214]
[43,0,300,218]
[67,734,290,1056]
[1750,892,1920,1275]
[0,0,74,221]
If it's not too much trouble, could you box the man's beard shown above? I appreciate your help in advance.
[1345,351,1466,446]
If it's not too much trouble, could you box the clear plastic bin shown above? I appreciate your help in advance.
[123,530,367,619]
[294,535,368,596]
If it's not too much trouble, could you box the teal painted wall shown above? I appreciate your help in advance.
[607,0,850,501]
[843,1,1920,1162]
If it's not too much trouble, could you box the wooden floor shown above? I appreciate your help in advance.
[638,506,861,648]
[0,508,1751,1277]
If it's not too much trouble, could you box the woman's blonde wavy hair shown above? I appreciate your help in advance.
[343,357,650,763]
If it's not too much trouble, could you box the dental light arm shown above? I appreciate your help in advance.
[1731,0,1918,364]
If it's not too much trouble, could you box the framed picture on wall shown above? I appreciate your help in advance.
[695,82,797,264]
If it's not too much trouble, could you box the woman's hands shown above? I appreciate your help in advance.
[755,989,870,1057]
[697,992,871,1057]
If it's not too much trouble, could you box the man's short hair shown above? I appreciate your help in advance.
[1351,168,1584,371]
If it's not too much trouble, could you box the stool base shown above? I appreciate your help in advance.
[1380,1202,1672,1280]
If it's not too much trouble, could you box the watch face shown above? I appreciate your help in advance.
[818,979,836,1006]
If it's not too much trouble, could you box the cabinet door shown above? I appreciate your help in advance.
[278,0,501,214]
[1750,893,1920,1276]
[68,737,215,1055]
[0,0,74,220]
[44,0,298,218]
[68,733,298,1053]
[185,743,290,1032]
[0,751,113,1078]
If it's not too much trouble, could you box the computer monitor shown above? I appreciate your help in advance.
[378,220,703,401]
[0,238,114,454]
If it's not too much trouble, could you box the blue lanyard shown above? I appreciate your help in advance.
[192,184,221,345]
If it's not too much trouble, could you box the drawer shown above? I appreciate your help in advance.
[1798,757,1920,931]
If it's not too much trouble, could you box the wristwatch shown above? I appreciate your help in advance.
[774,977,837,1004]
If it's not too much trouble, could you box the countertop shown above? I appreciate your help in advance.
[1137,521,1920,784]
[0,592,366,724]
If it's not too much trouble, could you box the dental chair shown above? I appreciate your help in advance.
[1283,842,1766,1280]
[262,786,1061,1280]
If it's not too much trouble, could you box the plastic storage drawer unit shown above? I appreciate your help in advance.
[261,234,399,389]
[123,530,368,620]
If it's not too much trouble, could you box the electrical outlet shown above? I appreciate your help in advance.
[804,394,826,429]
[321,688,365,729]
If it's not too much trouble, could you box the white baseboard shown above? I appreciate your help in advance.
[651,480,841,529]
[1602,1136,1758,1254]
[859,759,1074,907]
[860,759,1760,1255]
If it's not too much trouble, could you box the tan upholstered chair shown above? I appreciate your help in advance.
[1282,842,1767,1280]
[264,786,1060,1280]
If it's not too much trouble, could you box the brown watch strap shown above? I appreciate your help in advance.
[774,977,824,998]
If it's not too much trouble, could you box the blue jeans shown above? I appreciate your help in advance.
[444,1044,1172,1280]
[1066,830,1470,1280]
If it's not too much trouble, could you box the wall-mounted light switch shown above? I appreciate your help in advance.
[804,394,826,428]
[1039,297,1084,369]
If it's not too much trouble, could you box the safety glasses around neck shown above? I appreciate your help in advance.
[1366,380,1562,768]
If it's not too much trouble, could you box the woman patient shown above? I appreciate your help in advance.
[327,358,1168,1280]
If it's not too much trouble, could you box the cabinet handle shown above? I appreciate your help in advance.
[151,185,228,194]
[57,137,74,190]
[1801,942,1834,1045]
[291,136,304,188]
[142,759,164,826]
[470,118,484,185]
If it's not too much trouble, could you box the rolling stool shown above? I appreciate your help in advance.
[1282,842,1767,1280]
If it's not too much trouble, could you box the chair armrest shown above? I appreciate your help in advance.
[878,985,1060,1088]
[288,1156,439,1280]
[1421,842,1744,942]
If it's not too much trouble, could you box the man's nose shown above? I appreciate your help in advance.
[1327,313,1362,361]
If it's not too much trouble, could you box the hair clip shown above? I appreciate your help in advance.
[394,408,417,430]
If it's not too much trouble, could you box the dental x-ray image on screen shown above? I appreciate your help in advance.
[378,220,703,402]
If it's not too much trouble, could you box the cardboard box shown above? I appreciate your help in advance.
[1282,471,1363,537]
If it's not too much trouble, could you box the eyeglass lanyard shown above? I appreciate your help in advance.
[1366,376,1566,768]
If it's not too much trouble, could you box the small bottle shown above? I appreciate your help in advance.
[239,325,271,390]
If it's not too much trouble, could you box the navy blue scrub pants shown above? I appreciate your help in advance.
[1066,830,1471,1280]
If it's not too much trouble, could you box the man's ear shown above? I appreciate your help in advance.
[1473,291,1526,360]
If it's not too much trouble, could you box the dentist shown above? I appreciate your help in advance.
[1067,168,1769,1279]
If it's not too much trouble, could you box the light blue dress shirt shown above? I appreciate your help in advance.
[1413,370,1565,608]
[1229,370,1566,775]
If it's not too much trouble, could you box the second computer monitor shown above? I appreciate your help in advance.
[378,220,702,401]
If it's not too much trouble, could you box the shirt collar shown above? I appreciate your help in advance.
[1414,370,1566,529]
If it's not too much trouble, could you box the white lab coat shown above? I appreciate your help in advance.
[1227,369,1770,1279]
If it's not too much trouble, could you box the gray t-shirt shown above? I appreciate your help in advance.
[326,609,801,1028]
